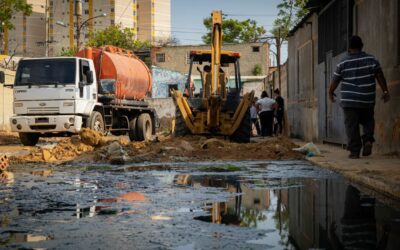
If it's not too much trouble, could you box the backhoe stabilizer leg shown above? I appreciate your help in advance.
[229,91,255,135]
[171,90,196,133]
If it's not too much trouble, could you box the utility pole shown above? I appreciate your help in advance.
[276,27,282,91]
[45,0,49,56]
[75,0,82,51]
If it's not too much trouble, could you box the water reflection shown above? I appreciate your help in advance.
[176,174,400,249]
[75,191,147,219]
[0,231,53,245]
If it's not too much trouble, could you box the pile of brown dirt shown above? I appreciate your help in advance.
[11,131,303,165]
[14,137,95,163]
[123,135,303,163]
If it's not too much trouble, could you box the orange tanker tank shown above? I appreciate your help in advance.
[76,45,152,101]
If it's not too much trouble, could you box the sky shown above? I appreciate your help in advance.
[170,0,285,63]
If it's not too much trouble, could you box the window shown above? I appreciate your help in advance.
[252,46,260,52]
[111,8,114,12]
[80,60,90,83]
[84,9,89,15]
[111,20,115,25]
[156,53,165,63]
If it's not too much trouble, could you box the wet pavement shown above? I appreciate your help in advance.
[1,160,400,249]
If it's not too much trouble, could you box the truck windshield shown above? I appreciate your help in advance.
[15,59,76,86]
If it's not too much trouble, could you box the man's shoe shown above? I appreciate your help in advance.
[348,153,360,159]
[362,141,373,156]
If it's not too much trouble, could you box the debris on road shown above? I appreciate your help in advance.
[0,154,9,171]
[293,142,321,157]
[7,129,303,166]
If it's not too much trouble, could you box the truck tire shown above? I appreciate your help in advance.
[86,111,105,133]
[19,132,40,146]
[136,113,152,141]
[230,109,251,143]
[173,106,190,137]
[128,117,138,141]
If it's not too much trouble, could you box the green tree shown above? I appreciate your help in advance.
[202,16,266,44]
[270,0,308,90]
[58,47,76,57]
[0,0,32,52]
[86,25,150,51]
[271,0,308,39]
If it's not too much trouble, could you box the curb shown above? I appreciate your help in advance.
[306,156,400,201]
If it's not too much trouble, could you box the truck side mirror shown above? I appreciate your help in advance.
[0,71,4,84]
[86,71,94,84]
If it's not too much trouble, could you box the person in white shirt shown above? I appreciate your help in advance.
[250,98,261,136]
[256,91,277,136]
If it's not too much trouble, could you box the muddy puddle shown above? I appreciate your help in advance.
[1,160,400,249]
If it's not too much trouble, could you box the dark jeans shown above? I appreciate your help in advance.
[251,118,261,135]
[274,112,284,135]
[343,107,375,154]
[259,111,274,136]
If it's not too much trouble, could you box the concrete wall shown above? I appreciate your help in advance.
[355,0,400,153]
[151,43,269,77]
[0,69,15,131]
[147,97,175,131]
[287,13,319,141]
[242,78,266,100]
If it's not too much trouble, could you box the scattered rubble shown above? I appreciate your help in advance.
[7,129,303,166]
[0,154,9,171]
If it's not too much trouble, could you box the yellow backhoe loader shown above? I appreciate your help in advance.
[172,10,254,142]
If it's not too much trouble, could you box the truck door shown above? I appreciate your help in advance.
[79,59,95,100]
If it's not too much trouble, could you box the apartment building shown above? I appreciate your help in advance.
[137,0,171,44]
[2,0,47,57]
[50,0,171,55]
[2,0,171,57]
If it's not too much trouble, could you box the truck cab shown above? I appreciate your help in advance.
[9,57,98,145]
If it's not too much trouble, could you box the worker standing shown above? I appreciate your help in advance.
[273,88,285,135]
[329,36,390,159]
[257,91,277,137]
[250,97,261,136]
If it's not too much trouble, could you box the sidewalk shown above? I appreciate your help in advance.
[293,139,400,200]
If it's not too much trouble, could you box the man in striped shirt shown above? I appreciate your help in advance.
[329,36,390,159]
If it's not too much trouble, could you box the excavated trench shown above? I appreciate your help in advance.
[1,160,400,249]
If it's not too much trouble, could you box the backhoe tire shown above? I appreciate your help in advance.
[230,109,251,143]
[136,113,152,141]
[173,106,190,137]
[86,111,105,133]
[19,132,40,146]
[128,117,138,141]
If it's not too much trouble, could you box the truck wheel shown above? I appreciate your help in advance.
[230,109,251,143]
[19,133,40,146]
[173,106,190,137]
[86,111,105,133]
[128,117,138,141]
[136,113,152,141]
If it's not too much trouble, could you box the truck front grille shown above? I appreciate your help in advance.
[30,125,57,130]
[27,107,60,114]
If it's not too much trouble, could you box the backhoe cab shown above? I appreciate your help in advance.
[172,10,254,142]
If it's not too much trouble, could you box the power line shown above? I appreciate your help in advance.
[224,13,277,17]
[117,0,133,23]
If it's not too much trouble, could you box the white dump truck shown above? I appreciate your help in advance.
[0,46,158,146]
